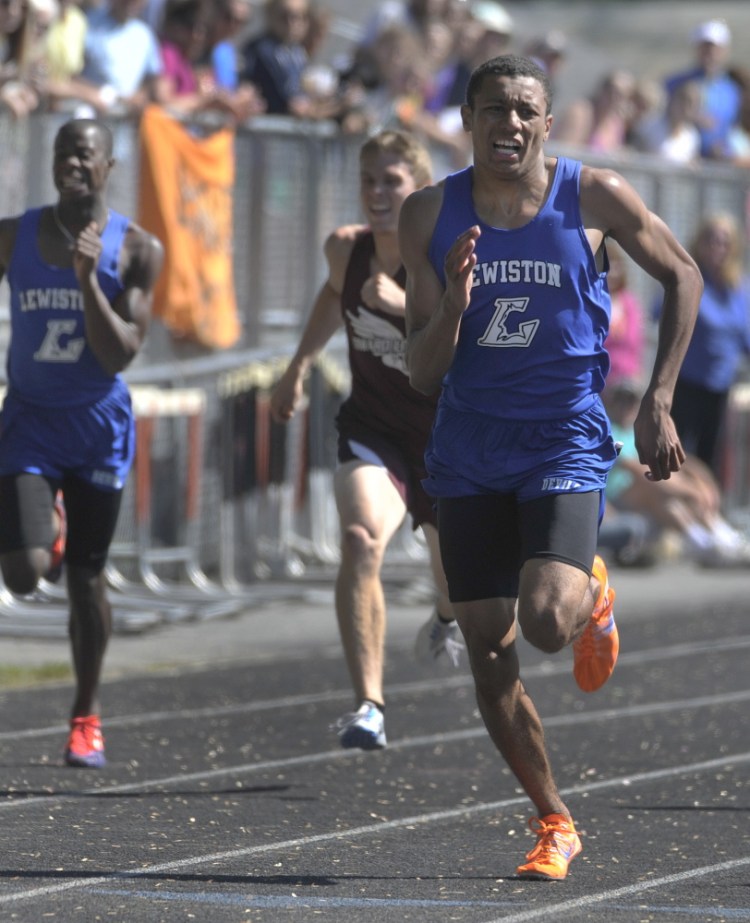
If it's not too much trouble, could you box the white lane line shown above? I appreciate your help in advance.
[4,633,750,742]
[1,687,749,811]
[0,750,749,908]
[479,857,750,923]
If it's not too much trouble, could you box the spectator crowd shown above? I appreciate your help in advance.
[0,0,748,172]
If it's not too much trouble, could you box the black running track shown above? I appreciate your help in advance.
[0,565,749,923]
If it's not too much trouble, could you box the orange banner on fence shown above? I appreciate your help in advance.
[138,105,241,349]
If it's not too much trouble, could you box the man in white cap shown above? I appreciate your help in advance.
[360,0,451,47]
[525,30,567,86]
[468,1,513,61]
[663,19,741,159]
[425,0,513,113]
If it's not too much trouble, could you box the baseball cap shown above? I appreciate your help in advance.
[471,1,514,37]
[527,30,567,59]
[691,19,731,47]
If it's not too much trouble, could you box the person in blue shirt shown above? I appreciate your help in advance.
[238,0,347,122]
[204,0,253,92]
[80,0,165,114]
[399,54,703,881]
[662,211,750,478]
[240,0,310,116]
[663,19,741,160]
[0,119,163,769]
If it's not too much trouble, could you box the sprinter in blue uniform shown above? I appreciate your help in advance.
[0,119,163,768]
[400,55,703,880]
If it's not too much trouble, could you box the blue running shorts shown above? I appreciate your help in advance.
[0,380,135,491]
[423,398,618,502]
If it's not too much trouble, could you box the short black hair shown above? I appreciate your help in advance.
[466,54,553,114]
[56,118,114,158]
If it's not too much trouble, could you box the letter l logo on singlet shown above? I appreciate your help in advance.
[477,297,539,347]
[33,319,86,362]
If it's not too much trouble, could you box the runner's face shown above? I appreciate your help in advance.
[462,74,552,174]
[53,125,112,202]
[359,152,418,232]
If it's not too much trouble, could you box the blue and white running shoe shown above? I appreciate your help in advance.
[333,702,386,750]
[414,610,465,668]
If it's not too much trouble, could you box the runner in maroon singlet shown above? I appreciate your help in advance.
[270,130,464,751]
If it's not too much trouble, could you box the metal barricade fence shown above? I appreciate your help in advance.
[125,350,350,587]
[108,387,212,593]
[217,357,306,585]
[231,119,364,347]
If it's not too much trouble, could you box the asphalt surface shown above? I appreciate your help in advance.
[0,559,749,922]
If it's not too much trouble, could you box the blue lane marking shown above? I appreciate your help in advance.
[93,888,511,909]
[612,908,750,921]
[93,890,750,918]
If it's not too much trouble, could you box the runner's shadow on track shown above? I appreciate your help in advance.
[0,870,340,886]
[0,869,511,885]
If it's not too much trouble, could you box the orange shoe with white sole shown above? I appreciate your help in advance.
[573,554,619,692]
[516,813,583,880]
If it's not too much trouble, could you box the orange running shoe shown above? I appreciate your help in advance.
[46,491,67,583]
[516,813,583,880]
[573,554,619,692]
[65,715,106,769]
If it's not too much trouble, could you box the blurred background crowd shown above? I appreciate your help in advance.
[1,0,749,171]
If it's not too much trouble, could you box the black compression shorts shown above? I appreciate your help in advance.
[0,473,122,573]
[436,491,603,601]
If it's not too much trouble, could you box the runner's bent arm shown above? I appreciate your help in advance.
[80,223,163,375]
[580,166,703,481]
[400,185,479,395]
[269,225,355,423]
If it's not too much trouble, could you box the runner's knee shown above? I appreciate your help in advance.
[518,602,571,653]
[0,549,46,596]
[340,522,384,571]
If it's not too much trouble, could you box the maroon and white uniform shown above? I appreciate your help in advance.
[335,229,439,527]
